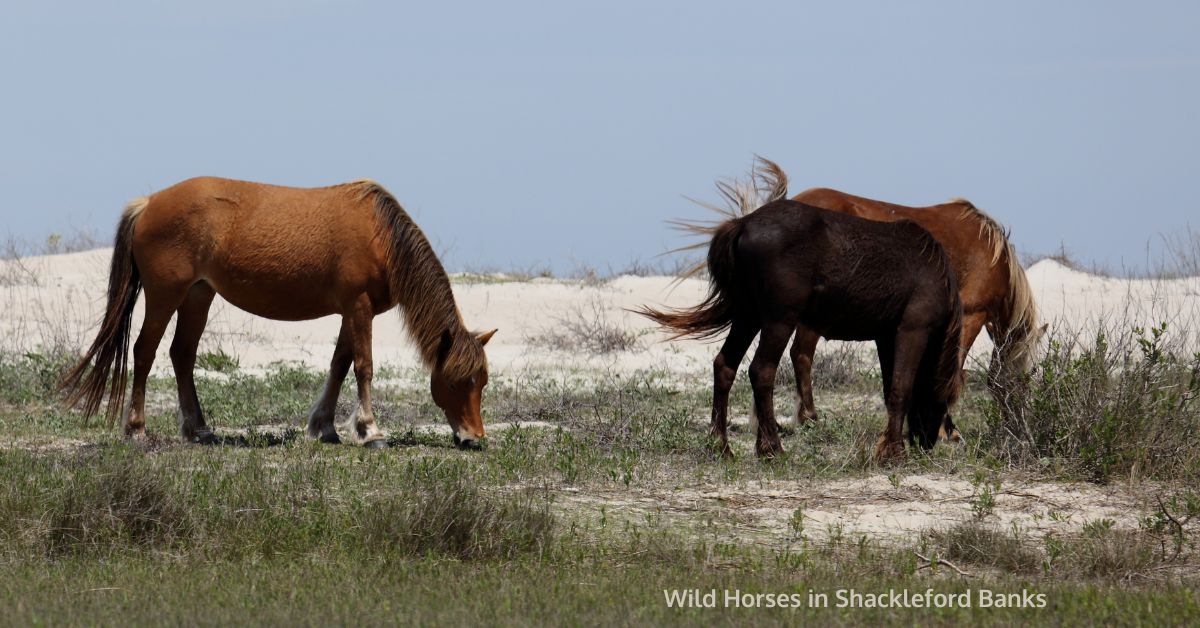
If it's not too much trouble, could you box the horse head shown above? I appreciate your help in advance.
[430,328,497,449]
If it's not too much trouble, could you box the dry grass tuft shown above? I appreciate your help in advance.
[527,295,641,354]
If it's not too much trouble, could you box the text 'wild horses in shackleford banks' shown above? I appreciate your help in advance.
[62,177,496,448]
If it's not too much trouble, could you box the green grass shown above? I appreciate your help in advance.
[1,347,1197,625]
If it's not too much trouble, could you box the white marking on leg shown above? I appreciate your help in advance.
[335,405,362,444]
[748,401,759,435]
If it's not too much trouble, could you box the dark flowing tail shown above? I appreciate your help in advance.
[60,197,147,424]
[638,156,788,338]
[637,218,746,341]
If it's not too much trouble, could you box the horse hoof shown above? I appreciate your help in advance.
[874,437,906,464]
[192,431,220,446]
[756,441,784,460]
[364,439,389,449]
[318,433,342,445]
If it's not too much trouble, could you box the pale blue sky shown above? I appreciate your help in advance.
[1,1,1197,272]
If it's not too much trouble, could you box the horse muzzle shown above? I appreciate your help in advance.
[453,432,484,450]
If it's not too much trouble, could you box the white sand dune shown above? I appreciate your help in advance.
[2,249,1198,378]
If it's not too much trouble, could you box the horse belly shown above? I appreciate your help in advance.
[799,291,892,342]
[204,213,389,320]
[204,271,340,320]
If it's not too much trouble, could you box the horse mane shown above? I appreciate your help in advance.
[349,180,486,381]
[948,197,1039,372]
[948,198,1008,266]
[669,156,789,279]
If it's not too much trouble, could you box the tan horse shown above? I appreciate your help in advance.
[787,187,1042,433]
[61,177,496,448]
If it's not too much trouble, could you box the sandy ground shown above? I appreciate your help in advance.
[3,249,1199,377]
[558,472,1148,547]
[2,249,1198,542]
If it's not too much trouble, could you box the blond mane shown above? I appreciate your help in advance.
[949,197,1039,370]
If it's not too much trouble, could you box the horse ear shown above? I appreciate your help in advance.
[476,328,498,346]
[436,329,453,366]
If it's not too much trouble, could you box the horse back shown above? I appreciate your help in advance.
[737,202,957,342]
[131,177,393,320]
[792,187,1007,316]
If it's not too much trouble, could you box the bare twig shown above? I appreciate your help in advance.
[914,551,973,577]
[1156,494,1194,530]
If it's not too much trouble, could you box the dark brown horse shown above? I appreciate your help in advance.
[641,160,963,461]
[788,187,1040,432]
[61,177,496,448]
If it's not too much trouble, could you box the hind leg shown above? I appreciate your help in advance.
[125,285,189,439]
[307,319,353,443]
[749,322,794,458]
[710,319,758,458]
[169,282,217,443]
[790,326,821,425]
[335,294,386,447]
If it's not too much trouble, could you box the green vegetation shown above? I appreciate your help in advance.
[983,322,1200,483]
[0,324,1197,625]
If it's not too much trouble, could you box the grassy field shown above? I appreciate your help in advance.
[0,327,1198,626]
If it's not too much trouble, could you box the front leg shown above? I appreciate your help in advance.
[710,320,758,459]
[336,295,388,448]
[874,330,928,464]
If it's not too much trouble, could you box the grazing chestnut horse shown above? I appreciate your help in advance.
[641,160,963,461]
[788,187,1040,431]
[61,177,496,448]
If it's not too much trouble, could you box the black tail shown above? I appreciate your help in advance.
[637,218,746,341]
[60,198,146,424]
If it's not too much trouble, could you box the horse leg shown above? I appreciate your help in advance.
[748,322,793,458]
[336,295,387,448]
[124,285,189,439]
[711,319,758,459]
[876,339,895,402]
[169,282,217,443]
[789,326,821,425]
[307,318,353,444]
[938,309,986,443]
[874,329,928,463]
